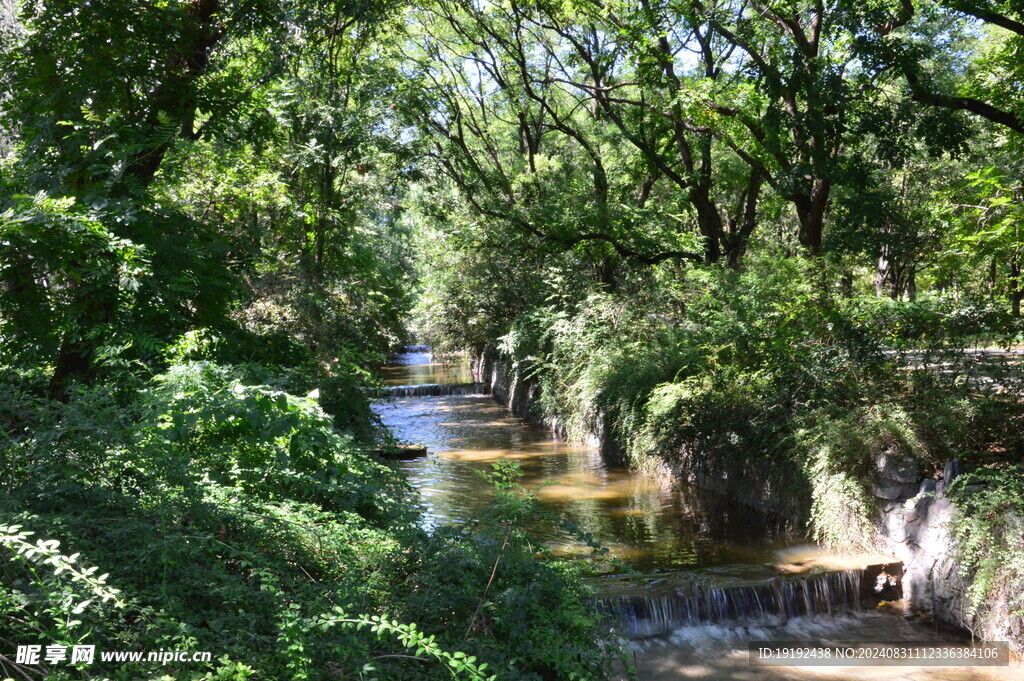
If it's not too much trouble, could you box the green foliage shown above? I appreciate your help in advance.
[316,611,495,681]
[0,364,619,681]
[0,522,124,644]
[0,192,147,365]
[1,0,416,395]
[495,258,882,455]
[0,0,287,194]
[3,0,1024,670]
[459,255,1024,553]
[403,460,623,681]
[797,406,924,551]
[142,362,401,516]
[949,465,1024,623]
[843,295,1020,349]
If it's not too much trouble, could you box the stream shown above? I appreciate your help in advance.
[373,348,1021,680]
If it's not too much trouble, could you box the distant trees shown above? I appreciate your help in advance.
[401,1,1005,267]
[2,0,1023,405]
[0,0,411,398]
[395,0,1023,323]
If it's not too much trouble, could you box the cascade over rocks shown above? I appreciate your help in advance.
[874,457,1022,654]
[476,347,1023,653]
[596,569,868,639]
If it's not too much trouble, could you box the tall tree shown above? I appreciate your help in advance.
[403,0,711,284]
[0,0,398,397]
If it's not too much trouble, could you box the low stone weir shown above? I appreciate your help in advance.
[596,569,866,639]
[372,382,488,398]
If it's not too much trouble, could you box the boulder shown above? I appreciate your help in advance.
[943,459,964,486]
[936,459,964,495]
[875,451,919,483]
[872,478,917,500]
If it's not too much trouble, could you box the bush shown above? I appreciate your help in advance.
[949,465,1024,627]
[796,406,924,550]
[843,294,1022,351]
[482,257,1024,551]
[0,365,621,681]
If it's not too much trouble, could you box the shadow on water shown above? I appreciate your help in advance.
[373,390,810,573]
[374,351,872,574]
[375,349,1024,679]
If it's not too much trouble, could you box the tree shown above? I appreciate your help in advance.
[881,1,1024,135]
[0,0,282,397]
[941,166,1024,315]
[403,0,731,281]
[0,0,402,397]
[534,0,765,268]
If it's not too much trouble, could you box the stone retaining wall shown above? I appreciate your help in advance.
[476,349,1022,653]
[874,456,1023,654]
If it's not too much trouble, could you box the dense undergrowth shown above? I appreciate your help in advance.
[0,351,622,681]
[4,0,1024,671]
[455,257,1024,638]
[949,464,1024,634]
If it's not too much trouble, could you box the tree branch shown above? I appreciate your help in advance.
[946,0,1024,37]
[905,70,1024,134]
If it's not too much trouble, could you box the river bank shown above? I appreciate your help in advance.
[464,348,1024,656]
[375,347,1023,679]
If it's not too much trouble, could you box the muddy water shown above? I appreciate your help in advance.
[374,353,814,574]
[379,348,472,386]
[374,349,1023,678]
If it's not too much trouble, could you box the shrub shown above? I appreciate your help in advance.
[949,465,1024,627]
[0,364,620,681]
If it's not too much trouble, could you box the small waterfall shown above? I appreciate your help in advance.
[399,344,431,353]
[372,382,488,398]
[596,569,864,638]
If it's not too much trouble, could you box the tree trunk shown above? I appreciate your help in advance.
[840,272,853,298]
[47,254,120,401]
[726,243,744,271]
[124,0,222,185]
[49,338,97,402]
[314,155,335,275]
[47,0,225,395]
[596,255,619,291]
[876,252,889,297]
[795,180,831,254]
[724,168,762,271]
[692,188,723,264]
[1010,254,1022,317]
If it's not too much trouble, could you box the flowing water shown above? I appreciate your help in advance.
[373,348,1022,679]
[378,347,473,386]
[373,350,807,573]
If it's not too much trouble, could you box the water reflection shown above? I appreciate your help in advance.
[379,351,472,386]
[373,393,803,573]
